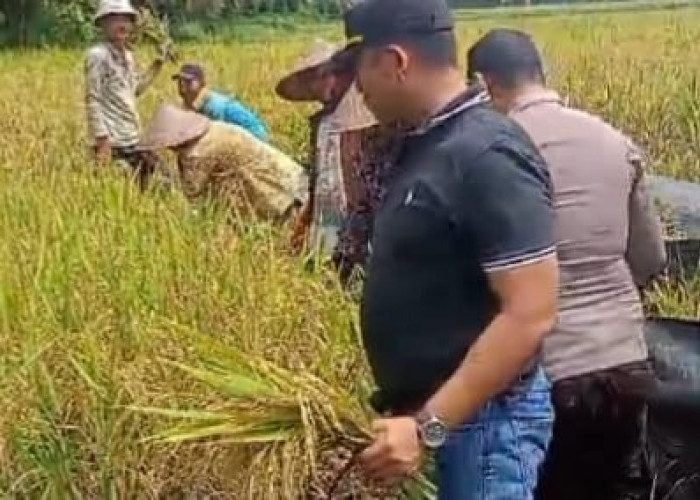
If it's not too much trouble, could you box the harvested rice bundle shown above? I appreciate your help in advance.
[131,6,178,63]
[134,344,436,499]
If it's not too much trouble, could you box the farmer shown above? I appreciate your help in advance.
[347,0,559,497]
[140,103,307,221]
[467,29,667,500]
[173,63,270,142]
[85,0,169,183]
[276,40,401,283]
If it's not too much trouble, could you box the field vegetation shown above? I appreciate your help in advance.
[0,5,698,497]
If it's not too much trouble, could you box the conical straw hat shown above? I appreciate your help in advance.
[328,82,377,133]
[275,40,339,102]
[140,103,210,151]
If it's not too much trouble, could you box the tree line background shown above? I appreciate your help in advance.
[0,0,629,46]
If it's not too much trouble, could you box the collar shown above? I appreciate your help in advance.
[408,84,490,137]
[191,86,211,111]
[509,89,563,114]
[107,42,129,61]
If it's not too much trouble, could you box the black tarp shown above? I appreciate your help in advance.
[648,175,700,277]
[645,318,700,499]
[648,175,700,240]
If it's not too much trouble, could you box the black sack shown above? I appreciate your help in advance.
[645,317,700,499]
[664,239,700,279]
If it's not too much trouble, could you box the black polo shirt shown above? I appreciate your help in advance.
[361,89,555,414]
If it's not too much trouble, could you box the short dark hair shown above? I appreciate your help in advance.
[405,30,458,68]
[361,31,458,69]
[467,28,545,88]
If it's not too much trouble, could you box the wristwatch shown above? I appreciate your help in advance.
[414,409,449,449]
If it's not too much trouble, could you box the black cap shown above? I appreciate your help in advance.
[172,63,205,81]
[345,0,454,46]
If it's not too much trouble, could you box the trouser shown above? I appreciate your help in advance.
[536,361,653,500]
[110,146,160,191]
[437,367,553,500]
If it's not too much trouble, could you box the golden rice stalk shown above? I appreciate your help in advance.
[131,343,436,499]
[131,7,179,63]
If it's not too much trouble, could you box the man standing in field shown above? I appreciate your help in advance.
[467,28,667,499]
[173,63,270,142]
[85,0,168,180]
[347,1,560,498]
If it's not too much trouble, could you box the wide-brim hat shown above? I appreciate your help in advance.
[140,103,211,151]
[275,40,339,102]
[94,0,138,25]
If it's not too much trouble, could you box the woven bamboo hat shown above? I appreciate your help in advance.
[328,82,377,133]
[140,103,211,151]
[275,40,338,102]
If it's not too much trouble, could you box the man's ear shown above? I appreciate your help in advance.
[483,74,500,93]
[384,45,410,82]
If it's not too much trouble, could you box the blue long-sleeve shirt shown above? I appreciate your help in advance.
[194,88,269,142]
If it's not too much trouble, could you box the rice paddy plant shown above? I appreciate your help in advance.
[0,6,698,497]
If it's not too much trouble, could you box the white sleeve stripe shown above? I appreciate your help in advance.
[482,246,557,273]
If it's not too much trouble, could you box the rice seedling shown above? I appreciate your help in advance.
[0,6,699,497]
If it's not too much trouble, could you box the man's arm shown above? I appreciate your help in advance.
[135,43,171,97]
[178,156,213,200]
[625,144,667,286]
[361,263,558,479]
[136,58,164,97]
[425,256,557,427]
[85,49,110,161]
[360,145,557,480]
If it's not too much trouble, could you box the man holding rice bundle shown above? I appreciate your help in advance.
[140,103,307,222]
[85,0,170,184]
[344,0,559,497]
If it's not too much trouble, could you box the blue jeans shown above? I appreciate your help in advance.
[437,367,554,500]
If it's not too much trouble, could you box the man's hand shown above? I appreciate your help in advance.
[359,417,422,482]
[94,137,111,164]
[156,41,175,65]
[289,201,312,253]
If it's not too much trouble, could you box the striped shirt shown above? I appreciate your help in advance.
[85,43,151,148]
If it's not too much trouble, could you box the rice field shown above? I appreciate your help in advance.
[0,6,699,498]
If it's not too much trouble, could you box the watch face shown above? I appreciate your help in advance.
[422,418,448,449]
